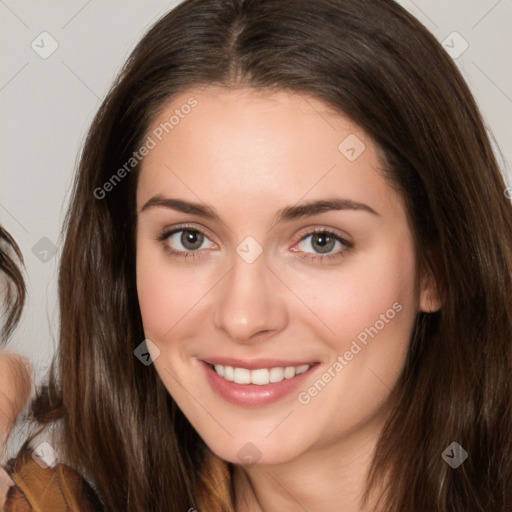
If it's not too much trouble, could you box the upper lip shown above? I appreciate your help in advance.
[201,357,318,370]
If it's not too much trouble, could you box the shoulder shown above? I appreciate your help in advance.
[2,454,103,511]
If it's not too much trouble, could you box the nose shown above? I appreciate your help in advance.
[213,247,288,344]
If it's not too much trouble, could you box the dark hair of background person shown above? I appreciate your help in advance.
[0,227,26,343]
[12,0,512,510]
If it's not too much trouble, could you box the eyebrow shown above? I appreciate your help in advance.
[139,195,380,222]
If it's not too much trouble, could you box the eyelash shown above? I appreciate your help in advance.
[155,224,354,263]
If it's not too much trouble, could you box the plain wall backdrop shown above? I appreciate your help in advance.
[1,0,511,384]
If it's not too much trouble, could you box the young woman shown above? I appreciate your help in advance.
[3,0,512,510]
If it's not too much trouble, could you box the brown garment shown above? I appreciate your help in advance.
[2,456,103,512]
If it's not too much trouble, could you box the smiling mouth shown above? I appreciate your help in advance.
[205,362,316,385]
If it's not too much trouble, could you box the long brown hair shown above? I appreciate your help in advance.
[17,0,512,510]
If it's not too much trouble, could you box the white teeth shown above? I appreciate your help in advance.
[251,368,270,385]
[211,363,311,385]
[283,366,295,379]
[234,367,251,384]
[224,365,234,381]
[295,364,310,375]
[269,367,284,382]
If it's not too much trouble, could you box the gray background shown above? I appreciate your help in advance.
[1,0,511,383]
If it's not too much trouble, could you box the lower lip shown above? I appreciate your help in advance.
[199,360,319,407]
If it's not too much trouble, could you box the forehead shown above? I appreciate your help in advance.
[136,85,403,220]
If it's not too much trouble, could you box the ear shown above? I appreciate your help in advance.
[418,257,442,313]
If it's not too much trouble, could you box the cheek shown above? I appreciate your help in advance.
[285,239,418,354]
[137,270,171,338]
[136,242,183,339]
[291,248,418,441]
[136,242,215,342]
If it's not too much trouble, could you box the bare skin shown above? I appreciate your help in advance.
[0,352,32,508]
[135,86,441,511]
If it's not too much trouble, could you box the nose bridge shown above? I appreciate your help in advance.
[213,241,286,342]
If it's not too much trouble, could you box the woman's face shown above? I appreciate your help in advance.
[136,85,439,465]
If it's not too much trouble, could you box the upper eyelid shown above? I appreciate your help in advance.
[295,225,352,242]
